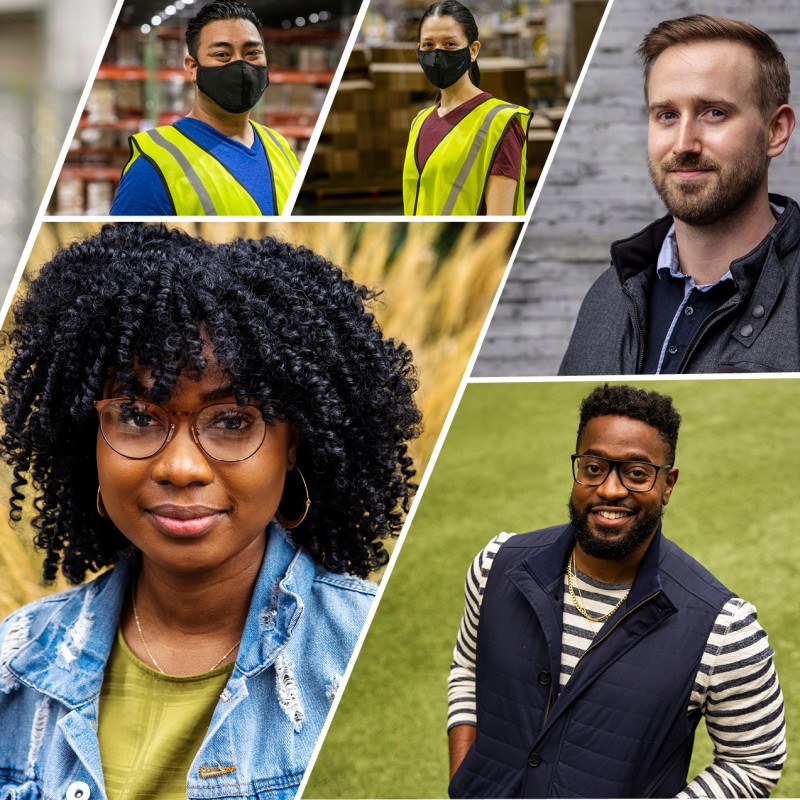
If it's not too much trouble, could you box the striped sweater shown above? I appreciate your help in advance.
[448,532,786,798]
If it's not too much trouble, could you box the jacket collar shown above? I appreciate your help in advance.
[611,193,799,292]
[7,521,304,708]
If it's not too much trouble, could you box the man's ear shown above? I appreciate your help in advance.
[766,104,796,158]
[661,467,679,506]
[185,53,198,82]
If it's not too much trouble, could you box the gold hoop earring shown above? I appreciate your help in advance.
[97,487,108,518]
[275,466,310,530]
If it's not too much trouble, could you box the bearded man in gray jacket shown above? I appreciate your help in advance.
[560,14,799,375]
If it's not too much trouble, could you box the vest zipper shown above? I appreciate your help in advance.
[621,285,646,373]
[677,297,740,372]
[571,590,661,673]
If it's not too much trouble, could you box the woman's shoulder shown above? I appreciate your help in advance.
[0,567,124,650]
[311,562,377,598]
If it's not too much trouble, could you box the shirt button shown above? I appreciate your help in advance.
[668,345,678,355]
[752,304,765,318]
[684,306,694,316]
[740,324,754,337]
[67,782,91,800]
[537,671,551,685]
[527,753,542,767]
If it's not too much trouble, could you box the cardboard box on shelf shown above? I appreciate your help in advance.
[370,43,418,64]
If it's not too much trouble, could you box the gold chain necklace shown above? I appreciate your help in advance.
[567,549,629,623]
[132,584,240,675]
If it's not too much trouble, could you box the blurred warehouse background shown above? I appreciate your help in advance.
[296,0,608,213]
[0,0,114,288]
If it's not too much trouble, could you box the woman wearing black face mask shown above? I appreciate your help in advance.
[403,0,532,216]
[111,0,299,217]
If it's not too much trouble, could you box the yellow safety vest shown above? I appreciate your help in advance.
[403,97,531,216]
[123,121,298,216]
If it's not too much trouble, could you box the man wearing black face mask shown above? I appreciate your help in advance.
[110,0,299,216]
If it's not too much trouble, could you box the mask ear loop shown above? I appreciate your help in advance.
[275,466,311,530]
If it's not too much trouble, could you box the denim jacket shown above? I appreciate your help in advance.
[0,522,376,800]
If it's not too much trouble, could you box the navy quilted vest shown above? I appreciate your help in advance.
[449,524,733,798]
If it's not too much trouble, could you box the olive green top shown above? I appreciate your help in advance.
[98,628,234,800]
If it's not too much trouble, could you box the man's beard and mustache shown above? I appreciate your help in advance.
[568,498,663,560]
[647,139,768,226]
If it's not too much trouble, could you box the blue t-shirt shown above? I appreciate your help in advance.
[110,117,275,216]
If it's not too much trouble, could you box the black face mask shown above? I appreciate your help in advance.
[417,46,473,89]
[195,59,269,114]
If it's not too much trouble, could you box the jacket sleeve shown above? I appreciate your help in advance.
[558,265,634,376]
[677,598,786,798]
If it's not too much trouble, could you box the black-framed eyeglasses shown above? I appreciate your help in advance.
[94,398,267,462]
[571,454,672,493]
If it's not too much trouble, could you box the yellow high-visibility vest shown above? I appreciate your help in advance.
[403,97,531,216]
[123,121,298,215]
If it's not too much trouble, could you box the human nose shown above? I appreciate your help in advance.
[149,420,214,486]
[595,465,629,500]
[673,117,701,155]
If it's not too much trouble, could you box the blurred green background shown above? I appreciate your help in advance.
[304,377,799,798]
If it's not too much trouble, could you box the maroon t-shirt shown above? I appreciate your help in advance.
[415,92,525,179]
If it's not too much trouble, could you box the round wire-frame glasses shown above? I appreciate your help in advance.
[94,398,268,462]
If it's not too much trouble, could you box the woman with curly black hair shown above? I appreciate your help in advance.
[0,223,420,800]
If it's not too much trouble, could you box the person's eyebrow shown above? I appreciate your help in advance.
[581,448,658,463]
[648,97,734,113]
[200,385,238,402]
[204,39,263,49]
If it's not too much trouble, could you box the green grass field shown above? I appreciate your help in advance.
[304,378,798,798]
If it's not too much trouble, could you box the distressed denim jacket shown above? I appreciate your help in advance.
[0,523,376,800]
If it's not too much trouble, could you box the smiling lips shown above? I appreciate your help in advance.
[590,506,635,528]
[147,504,224,537]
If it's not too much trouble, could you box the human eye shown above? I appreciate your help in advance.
[205,406,259,434]
[704,107,726,121]
[118,400,161,429]
[655,110,678,123]
[623,462,654,485]
[578,457,606,478]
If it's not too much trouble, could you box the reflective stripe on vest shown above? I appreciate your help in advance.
[125,122,298,216]
[402,98,531,216]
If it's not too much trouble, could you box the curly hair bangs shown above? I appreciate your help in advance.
[1,223,421,583]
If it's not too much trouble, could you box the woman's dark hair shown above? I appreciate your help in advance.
[186,0,264,60]
[0,224,420,583]
[419,0,481,87]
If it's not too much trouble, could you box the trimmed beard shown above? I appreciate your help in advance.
[568,498,663,560]
[647,137,768,226]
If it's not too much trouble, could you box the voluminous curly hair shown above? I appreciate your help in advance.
[0,224,420,583]
[576,384,681,464]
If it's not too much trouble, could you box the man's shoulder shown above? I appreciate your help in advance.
[497,524,570,549]
[658,534,735,606]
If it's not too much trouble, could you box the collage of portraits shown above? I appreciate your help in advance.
[0,0,797,798]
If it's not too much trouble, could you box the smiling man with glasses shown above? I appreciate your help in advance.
[448,384,786,799]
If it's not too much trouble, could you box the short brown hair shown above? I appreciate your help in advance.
[637,14,790,116]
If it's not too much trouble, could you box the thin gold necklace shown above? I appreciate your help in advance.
[567,550,629,623]
[131,584,240,674]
